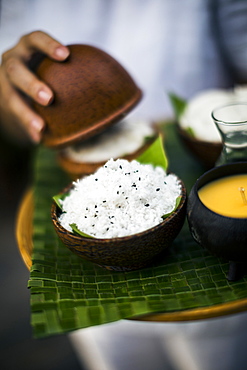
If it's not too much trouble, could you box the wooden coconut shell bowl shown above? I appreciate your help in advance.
[33,44,142,148]
[176,124,222,169]
[51,179,187,271]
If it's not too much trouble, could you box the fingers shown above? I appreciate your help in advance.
[0,71,44,143]
[2,31,70,104]
[11,97,44,143]
[0,31,70,144]
[4,56,53,105]
[18,31,70,62]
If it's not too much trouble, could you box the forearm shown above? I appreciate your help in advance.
[214,0,247,84]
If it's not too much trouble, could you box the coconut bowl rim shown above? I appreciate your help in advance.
[176,122,222,148]
[58,133,158,167]
[51,175,187,243]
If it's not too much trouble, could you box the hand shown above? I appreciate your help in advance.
[0,31,70,143]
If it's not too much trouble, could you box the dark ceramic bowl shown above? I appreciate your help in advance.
[176,124,222,169]
[187,162,247,279]
[34,44,142,148]
[51,178,187,271]
[57,134,158,179]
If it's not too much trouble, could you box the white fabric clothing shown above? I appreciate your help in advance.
[70,313,247,370]
[1,1,247,369]
[1,0,247,121]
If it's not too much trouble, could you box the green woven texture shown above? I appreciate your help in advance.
[29,123,247,338]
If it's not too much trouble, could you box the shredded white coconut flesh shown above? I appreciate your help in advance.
[179,86,247,143]
[59,158,181,238]
[62,119,154,163]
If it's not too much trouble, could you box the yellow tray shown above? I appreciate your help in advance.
[16,189,247,322]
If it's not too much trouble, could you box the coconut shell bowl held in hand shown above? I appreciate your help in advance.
[33,43,154,179]
[34,44,142,148]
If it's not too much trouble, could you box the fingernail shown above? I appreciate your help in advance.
[31,119,43,133]
[38,90,53,105]
[28,119,43,143]
[55,46,70,59]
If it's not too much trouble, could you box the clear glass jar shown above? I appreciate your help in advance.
[212,103,247,165]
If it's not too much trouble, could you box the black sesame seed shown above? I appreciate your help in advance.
[145,204,150,207]
[119,165,122,169]
[95,205,97,208]
[156,188,160,191]
[103,200,106,203]
[139,177,141,181]
[95,178,98,181]
[117,191,119,194]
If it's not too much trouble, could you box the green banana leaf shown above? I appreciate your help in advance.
[70,223,95,238]
[168,92,187,119]
[169,93,195,137]
[137,133,168,171]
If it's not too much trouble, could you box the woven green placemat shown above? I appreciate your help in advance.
[28,123,247,338]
